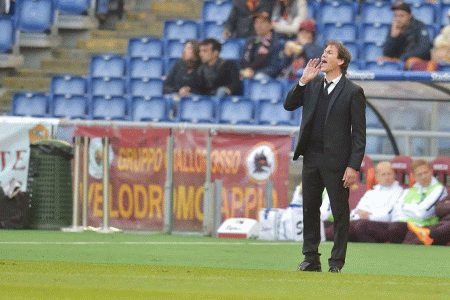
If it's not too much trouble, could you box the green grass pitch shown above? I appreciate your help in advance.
[0,230,448,299]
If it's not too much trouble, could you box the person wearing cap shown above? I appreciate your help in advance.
[381,1,432,67]
[223,0,274,39]
[279,19,324,80]
[240,10,284,80]
[271,0,308,39]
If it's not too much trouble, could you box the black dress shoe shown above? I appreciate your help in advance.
[328,266,341,273]
[297,261,322,272]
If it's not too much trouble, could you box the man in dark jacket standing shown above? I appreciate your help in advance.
[284,41,366,273]
[382,1,432,65]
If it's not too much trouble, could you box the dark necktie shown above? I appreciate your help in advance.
[324,80,332,97]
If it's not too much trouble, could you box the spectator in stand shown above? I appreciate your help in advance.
[271,0,308,39]
[379,1,432,69]
[278,19,324,80]
[223,0,275,39]
[431,11,450,65]
[355,159,447,244]
[322,162,404,242]
[197,38,242,97]
[407,195,450,246]
[240,10,284,80]
[163,40,204,101]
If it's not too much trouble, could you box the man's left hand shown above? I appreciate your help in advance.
[342,167,358,188]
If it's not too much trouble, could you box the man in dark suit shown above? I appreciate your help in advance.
[284,41,366,273]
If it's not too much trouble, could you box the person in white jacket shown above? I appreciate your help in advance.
[355,159,447,243]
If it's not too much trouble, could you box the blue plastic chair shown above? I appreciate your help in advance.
[317,1,358,24]
[11,92,49,117]
[411,3,436,25]
[202,21,225,40]
[365,61,404,71]
[361,23,389,45]
[220,39,243,60]
[127,37,164,58]
[51,75,87,95]
[323,23,358,43]
[52,94,88,119]
[91,95,128,120]
[177,96,216,123]
[90,55,126,78]
[164,39,186,59]
[128,78,164,98]
[218,97,255,125]
[15,0,55,33]
[90,77,126,96]
[202,0,232,22]
[246,79,285,102]
[256,100,296,126]
[128,57,164,79]
[361,43,384,61]
[163,20,200,40]
[131,96,171,122]
[361,2,393,25]
[0,17,14,53]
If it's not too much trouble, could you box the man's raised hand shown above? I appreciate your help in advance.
[300,58,322,85]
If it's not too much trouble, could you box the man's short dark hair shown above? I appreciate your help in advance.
[326,41,351,75]
[201,38,222,53]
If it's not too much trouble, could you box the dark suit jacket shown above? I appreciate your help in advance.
[284,75,366,171]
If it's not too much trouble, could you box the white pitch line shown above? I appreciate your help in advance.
[0,241,305,246]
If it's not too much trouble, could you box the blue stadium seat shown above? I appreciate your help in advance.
[127,37,164,58]
[361,23,389,45]
[361,43,384,61]
[218,97,255,125]
[163,20,200,40]
[164,39,185,59]
[0,17,14,53]
[57,0,89,15]
[440,5,450,26]
[365,61,404,71]
[15,0,55,33]
[220,39,242,60]
[11,92,49,117]
[316,1,358,24]
[51,75,87,95]
[202,0,232,22]
[90,55,126,78]
[130,96,171,122]
[127,57,164,79]
[411,3,436,25]
[246,79,285,102]
[202,21,225,40]
[308,1,318,19]
[91,96,128,120]
[128,78,164,98]
[177,96,216,123]
[344,42,360,61]
[361,2,393,25]
[90,77,126,96]
[439,64,450,72]
[323,23,358,43]
[51,94,88,119]
[256,99,296,126]
[348,61,364,71]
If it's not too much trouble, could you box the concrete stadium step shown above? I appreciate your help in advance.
[2,76,51,92]
[76,38,129,54]
[40,59,90,76]
[13,69,51,78]
[51,48,96,61]
[115,20,164,37]
[151,0,201,20]
[89,29,158,40]
[125,11,157,22]
[0,89,13,112]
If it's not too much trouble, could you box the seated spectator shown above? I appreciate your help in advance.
[378,1,432,69]
[223,0,274,39]
[278,19,324,80]
[355,159,448,244]
[323,161,404,242]
[407,195,450,246]
[163,40,204,101]
[197,38,242,97]
[271,0,308,39]
[240,10,284,80]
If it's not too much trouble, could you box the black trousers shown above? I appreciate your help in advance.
[302,150,350,268]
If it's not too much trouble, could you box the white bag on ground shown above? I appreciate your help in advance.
[258,208,283,240]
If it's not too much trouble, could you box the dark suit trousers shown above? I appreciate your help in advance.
[302,150,349,268]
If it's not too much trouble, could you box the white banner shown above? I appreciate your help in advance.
[0,116,59,191]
